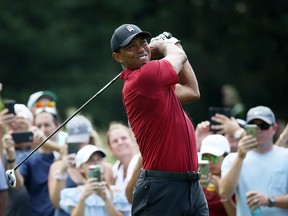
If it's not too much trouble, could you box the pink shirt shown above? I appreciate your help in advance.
[120,59,198,172]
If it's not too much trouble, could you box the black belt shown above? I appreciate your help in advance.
[140,169,200,182]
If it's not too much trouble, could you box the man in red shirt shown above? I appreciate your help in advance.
[111,24,207,215]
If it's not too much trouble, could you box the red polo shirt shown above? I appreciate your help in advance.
[120,59,198,172]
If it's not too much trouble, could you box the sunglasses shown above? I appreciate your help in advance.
[35,107,58,117]
[35,101,56,108]
[202,155,221,164]
[251,122,271,130]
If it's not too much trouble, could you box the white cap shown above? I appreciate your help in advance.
[200,134,230,156]
[75,144,106,168]
[14,104,33,123]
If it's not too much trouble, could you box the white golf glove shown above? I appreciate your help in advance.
[151,32,181,44]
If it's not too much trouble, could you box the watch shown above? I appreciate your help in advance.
[233,128,245,140]
[268,196,275,207]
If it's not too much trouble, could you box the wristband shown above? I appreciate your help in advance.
[233,128,245,140]
[7,159,16,163]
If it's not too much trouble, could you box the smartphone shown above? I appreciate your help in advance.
[209,107,231,133]
[198,160,209,187]
[88,165,102,182]
[67,143,81,154]
[245,124,257,138]
[11,131,33,143]
[4,99,16,114]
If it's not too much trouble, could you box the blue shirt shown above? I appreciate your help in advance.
[20,151,55,216]
[0,158,8,190]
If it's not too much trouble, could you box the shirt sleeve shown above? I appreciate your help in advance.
[221,153,237,177]
[0,160,8,190]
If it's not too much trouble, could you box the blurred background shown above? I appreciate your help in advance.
[0,0,287,132]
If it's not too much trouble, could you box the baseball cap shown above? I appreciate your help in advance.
[66,115,92,143]
[111,24,152,52]
[246,106,275,125]
[200,134,231,157]
[27,90,57,109]
[75,144,106,168]
[14,104,33,123]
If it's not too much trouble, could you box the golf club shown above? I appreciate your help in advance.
[6,72,121,187]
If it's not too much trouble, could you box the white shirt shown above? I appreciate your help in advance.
[222,146,288,216]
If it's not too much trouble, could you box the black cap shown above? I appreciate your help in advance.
[110,24,152,52]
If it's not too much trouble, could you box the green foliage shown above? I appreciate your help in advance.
[0,0,287,129]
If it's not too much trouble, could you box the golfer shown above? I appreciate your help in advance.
[111,24,208,215]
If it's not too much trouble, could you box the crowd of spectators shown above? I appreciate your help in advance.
[1,82,288,216]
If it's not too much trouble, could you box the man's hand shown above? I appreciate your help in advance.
[149,32,181,59]
[237,135,258,158]
[150,32,180,44]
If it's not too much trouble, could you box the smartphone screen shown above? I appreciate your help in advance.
[4,99,16,114]
[209,107,231,133]
[11,131,33,143]
[245,124,257,138]
[67,143,81,154]
[198,160,209,187]
[88,165,102,182]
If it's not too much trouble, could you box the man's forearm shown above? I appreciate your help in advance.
[219,156,244,199]
[176,59,200,104]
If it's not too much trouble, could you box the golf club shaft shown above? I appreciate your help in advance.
[13,72,121,171]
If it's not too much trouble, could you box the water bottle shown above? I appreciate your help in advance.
[251,207,262,216]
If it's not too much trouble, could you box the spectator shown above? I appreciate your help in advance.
[27,90,57,115]
[199,134,236,216]
[27,90,68,146]
[59,144,130,216]
[48,115,113,216]
[106,122,139,193]
[195,119,239,153]
[2,104,33,216]
[275,123,288,147]
[219,106,288,215]
[125,153,142,204]
[4,106,62,216]
[0,156,8,216]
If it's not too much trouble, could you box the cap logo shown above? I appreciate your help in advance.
[126,25,135,32]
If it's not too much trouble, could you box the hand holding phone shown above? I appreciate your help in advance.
[4,99,16,114]
[209,107,231,133]
[11,131,33,143]
[198,160,209,187]
[88,165,102,182]
[245,124,257,138]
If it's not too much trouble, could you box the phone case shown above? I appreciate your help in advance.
[245,124,257,138]
[198,160,209,187]
[11,131,33,143]
[209,107,231,133]
[4,99,16,114]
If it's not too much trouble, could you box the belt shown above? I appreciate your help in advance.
[140,169,200,182]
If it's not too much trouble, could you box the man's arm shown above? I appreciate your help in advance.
[275,123,288,147]
[219,135,257,199]
[219,154,244,199]
[175,55,200,104]
[149,40,187,74]
[150,38,199,104]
